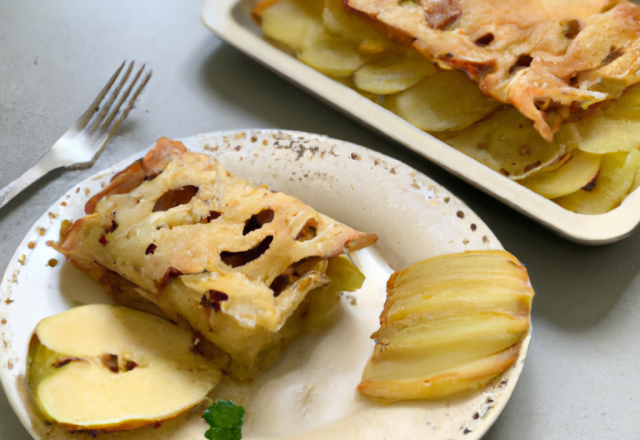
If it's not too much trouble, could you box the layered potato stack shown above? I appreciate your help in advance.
[358,250,533,401]
[53,138,377,380]
[255,0,640,214]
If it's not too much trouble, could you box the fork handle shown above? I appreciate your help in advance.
[0,160,55,210]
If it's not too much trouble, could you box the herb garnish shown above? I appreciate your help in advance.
[203,400,245,440]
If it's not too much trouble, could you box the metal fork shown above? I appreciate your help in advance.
[0,61,152,210]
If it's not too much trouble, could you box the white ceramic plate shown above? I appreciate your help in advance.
[0,130,530,440]
[201,0,640,245]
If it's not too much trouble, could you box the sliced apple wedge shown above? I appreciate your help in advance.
[358,250,533,402]
[27,304,222,431]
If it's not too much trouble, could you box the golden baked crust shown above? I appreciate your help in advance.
[345,0,640,141]
[54,138,377,375]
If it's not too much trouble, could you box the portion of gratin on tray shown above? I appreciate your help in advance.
[254,0,640,215]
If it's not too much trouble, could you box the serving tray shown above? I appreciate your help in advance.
[201,0,640,245]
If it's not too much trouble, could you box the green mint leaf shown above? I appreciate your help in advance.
[203,400,245,440]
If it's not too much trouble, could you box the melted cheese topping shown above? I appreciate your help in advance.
[54,138,377,374]
[346,0,640,141]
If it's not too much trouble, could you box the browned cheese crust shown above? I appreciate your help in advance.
[345,0,640,141]
[53,138,377,374]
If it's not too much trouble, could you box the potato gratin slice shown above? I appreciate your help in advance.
[52,138,377,379]
[358,250,533,401]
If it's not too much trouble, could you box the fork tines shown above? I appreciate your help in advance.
[85,61,152,141]
[0,60,152,210]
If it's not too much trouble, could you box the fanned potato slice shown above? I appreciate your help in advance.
[632,158,640,194]
[554,149,640,214]
[296,0,324,16]
[260,0,320,53]
[445,107,579,178]
[385,70,502,132]
[298,25,371,77]
[353,50,437,94]
[358,250,533,402]
[358,344,522,402]
[385,287,531,324]
[323,0,392,53]
[518,149,602,199]
[577,85,640,154]
[374,313,528,364]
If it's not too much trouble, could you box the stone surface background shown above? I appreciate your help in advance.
[1,1,638,439]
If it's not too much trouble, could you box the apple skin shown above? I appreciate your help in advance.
[27,304,222,431]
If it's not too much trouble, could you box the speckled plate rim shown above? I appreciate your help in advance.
[201,0,640,245]
[0,130,530,440]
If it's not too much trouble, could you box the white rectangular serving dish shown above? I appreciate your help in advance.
[201,0,640,245]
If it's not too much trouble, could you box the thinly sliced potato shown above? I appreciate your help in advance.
[323,0,392,53]
[373,314,528,365]
[358,344,521,401]
[632,152,640,193]
[353,50,437,94]
[258,0,640,212]
[298,26,371,77]
[385,70,502,132]
[361,317,526,393]
[554,149,640,214]
[253,0,285,21]
[577,84,640,154]
[261,0,321,53]
[358,250,532,402]
[298,0,325,17]
[445,107,579,177]
[518,149,602,199]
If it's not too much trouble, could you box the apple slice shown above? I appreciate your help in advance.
[358,250,533,402]
[27,304,222,431]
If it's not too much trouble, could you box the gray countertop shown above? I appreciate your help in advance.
[1,1,639,439]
